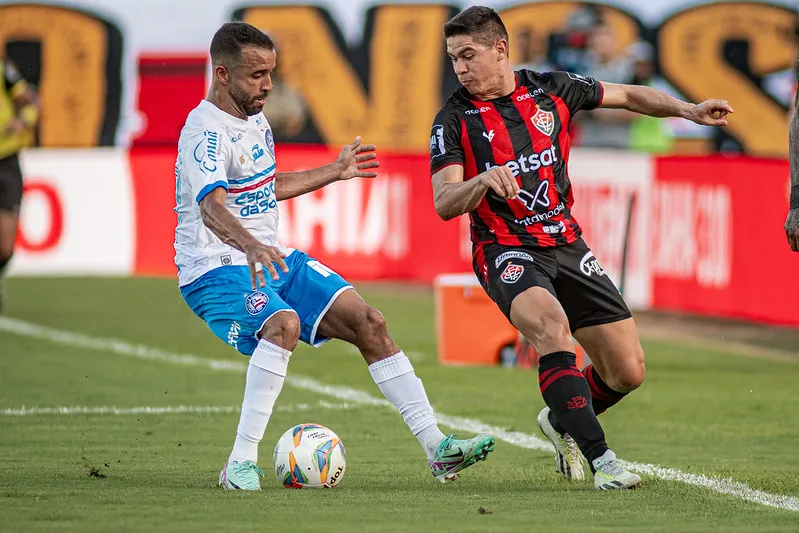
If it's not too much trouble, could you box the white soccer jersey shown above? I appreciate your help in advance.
[174,99,289,287]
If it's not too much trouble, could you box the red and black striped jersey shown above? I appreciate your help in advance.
[429,69,604,248]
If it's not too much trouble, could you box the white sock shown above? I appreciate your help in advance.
[228,339,291,464]
[368,352,446,460]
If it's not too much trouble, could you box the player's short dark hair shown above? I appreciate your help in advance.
[443,6,509,48]
[210,22,274,65]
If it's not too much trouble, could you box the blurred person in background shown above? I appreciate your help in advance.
[512,27,554,73]
[261,78,308,140]
[627,41,674,154]
[574,23,636,149]
[548,4,601,73]
[0,58,38,313]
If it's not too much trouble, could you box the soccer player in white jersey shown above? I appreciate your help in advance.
[174,22,494,490]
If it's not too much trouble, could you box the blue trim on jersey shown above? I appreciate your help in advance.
[195,181,228,203]
[228,164,276,186]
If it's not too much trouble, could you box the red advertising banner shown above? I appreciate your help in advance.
[128,145,472,282]
[18,146,793,326]
[652,156,797,326]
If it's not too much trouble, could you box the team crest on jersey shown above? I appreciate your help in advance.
[501,263,525,284]
[265,129,275,157]
[245,291,270,315]
[531,107,554,136]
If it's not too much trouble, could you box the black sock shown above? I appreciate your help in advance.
[583,364,628,415]
[538,351,608,465]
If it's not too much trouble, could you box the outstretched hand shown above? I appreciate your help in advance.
[688,99,734,127]
[337,136,380,180]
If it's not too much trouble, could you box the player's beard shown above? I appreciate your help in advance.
[232,86,269,116]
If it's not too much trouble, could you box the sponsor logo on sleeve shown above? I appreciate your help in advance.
[430,125,446,158]
[567,72,594,85]
[193,130,219,174]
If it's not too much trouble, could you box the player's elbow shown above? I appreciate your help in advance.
[434,200,456,221]
[433,189,457,221]
[434,205,450,221]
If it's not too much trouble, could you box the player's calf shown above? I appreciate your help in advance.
[573,319,645,414]
[351,305,398,364]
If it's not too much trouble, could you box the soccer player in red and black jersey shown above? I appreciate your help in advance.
[430,6,733,490]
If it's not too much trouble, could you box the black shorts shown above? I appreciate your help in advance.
[0,153,23,214]
[474,238,632,333]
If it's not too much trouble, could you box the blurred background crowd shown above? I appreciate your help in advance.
[260,2,798,156]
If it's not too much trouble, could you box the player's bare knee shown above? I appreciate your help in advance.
[519,315,572,354]
[259,312,301,351]
[539,319,573,351]
[607,359,646,392]
[355,306,388,342]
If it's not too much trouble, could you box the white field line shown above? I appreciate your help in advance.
[0,401,358,417]
[0,316,796,512]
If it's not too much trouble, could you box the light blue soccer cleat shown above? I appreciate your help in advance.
[218,460,264,490]
[428,433,495,484]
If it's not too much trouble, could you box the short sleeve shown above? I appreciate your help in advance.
[183,129,230,203]
[429,106,464,175]
[544,71,604,112]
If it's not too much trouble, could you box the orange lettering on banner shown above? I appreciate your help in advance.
[240,5,449,151]
[659,3,795,157]
[0,5,118,147]
[17,182,63,252]
[501,2,639,60]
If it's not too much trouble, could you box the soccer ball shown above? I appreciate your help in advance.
[273,423,347,489]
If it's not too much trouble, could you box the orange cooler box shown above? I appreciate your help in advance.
[434,274,518,366]
[434,273,588,368]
